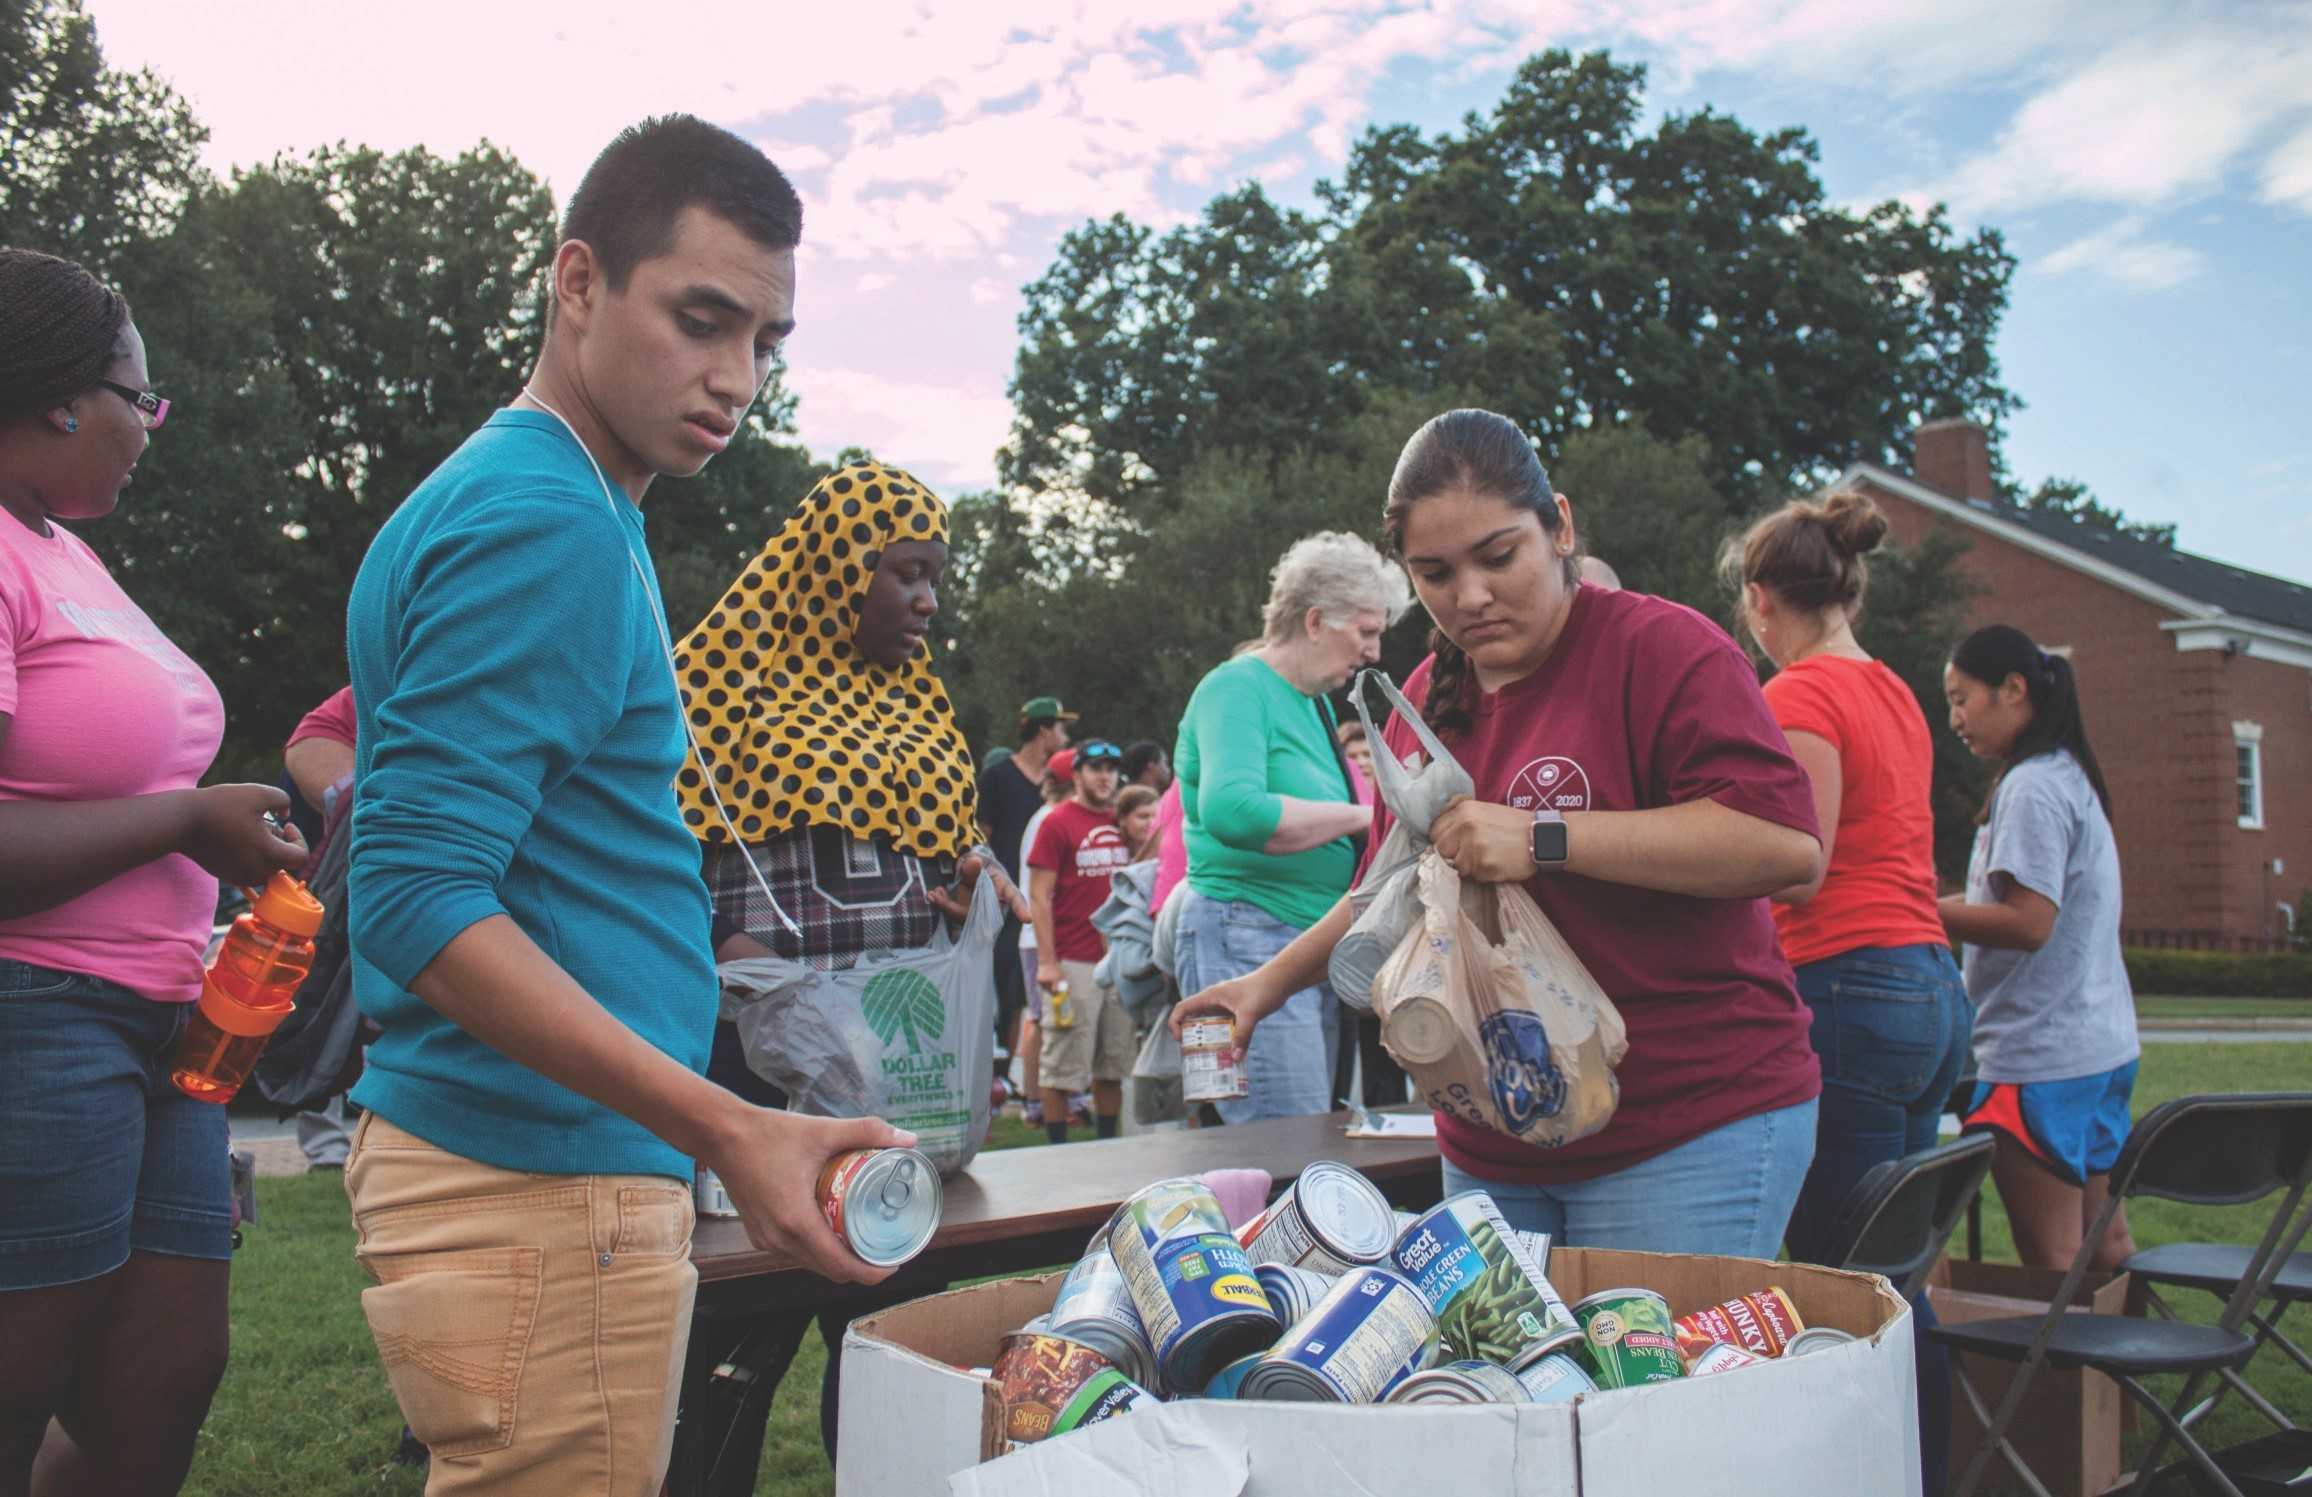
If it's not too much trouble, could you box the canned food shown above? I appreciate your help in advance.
[1199,1350,1267,1400]
[1383,1359,1530,1404]
[1050,1249,1159,1389]
[992,1331,1122,1443]
[1392,1210,1420,1238]
[1256,1263,1336,1327]
[1241,1266,1438,1402]
[1242,1161,1397,1273]
[1106,1178,1280,1392]
[1180,1018,1248,1103]
[1511,1331,1600,1405]
[1392,1193,1571,1365]
[1047,1366,1154,1436]
[693,1165,738,1219]
[1671,1286,1804,1362]
[1572,1288,1685,1389]
[1783,1326,1857,1357]
[1687,1341,1767,1377]
[818,1147,941,1267]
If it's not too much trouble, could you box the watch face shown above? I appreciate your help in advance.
[1530,817,1569,866]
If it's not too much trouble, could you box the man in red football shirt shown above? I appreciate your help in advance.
[1026,739,1135,1144]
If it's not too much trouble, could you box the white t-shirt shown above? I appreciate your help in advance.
[1018,803,1055,954]
[1962,750,2140,1083]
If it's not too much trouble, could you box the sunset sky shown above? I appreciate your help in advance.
[82,0,2312,579]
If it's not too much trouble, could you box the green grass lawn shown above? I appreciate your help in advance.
[186,1054,2312,1497]
[2135,995,2312,1022]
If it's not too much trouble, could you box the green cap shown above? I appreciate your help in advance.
[1019,696,1079,722]
[980,747,1013,772]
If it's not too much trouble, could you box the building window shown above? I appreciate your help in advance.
[2234,721,2265,830]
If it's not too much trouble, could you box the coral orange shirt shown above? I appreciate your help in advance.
[1761,655,1948,968]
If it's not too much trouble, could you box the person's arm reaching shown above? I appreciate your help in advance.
[1169,893,1353,1063]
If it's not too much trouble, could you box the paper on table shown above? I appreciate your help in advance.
[1345,1112,1437,1139]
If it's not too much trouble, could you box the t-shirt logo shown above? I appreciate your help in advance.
[1074,825,1132,876]
[1506,756,1591,813]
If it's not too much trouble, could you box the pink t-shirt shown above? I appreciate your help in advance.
[0,514,225,1001]
[1151,780,1188,914]
[287,684,357,749]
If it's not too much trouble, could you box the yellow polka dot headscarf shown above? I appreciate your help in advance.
[672,462,978,859]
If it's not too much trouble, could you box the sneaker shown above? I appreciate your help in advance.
[1023,1102,1044,1126]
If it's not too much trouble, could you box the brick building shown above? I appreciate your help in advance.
[1832,420,2311,948]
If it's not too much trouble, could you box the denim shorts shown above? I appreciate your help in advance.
[0,957,233,1288]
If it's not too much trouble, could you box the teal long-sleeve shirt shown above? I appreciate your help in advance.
[345,410,715,1179]
[1175,654,1361,930]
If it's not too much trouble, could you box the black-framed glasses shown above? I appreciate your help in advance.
[96,379,169,431]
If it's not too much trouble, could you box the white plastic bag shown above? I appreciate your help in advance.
[1373,851,1627,1149]
[1330,668,1475,1009]
[716,867,1002,1176]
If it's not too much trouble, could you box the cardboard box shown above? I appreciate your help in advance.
[1928,1259,2133,1497]
[840,1247,1918,1496]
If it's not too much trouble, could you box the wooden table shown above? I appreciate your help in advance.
[669,1111,1442,1495]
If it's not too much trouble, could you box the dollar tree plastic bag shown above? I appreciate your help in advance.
[1372,850,1627,1149]
[1330,668,1475,1009]
[715,866,1001,1177]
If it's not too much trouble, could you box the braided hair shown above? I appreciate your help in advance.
[0,249,128,421]
[1381,409,1579,738]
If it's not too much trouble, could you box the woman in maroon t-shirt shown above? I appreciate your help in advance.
[1176,409,1826,1255]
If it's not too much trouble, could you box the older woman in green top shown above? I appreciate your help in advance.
[1174,531,1411,1121]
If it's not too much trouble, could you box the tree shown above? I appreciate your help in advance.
[0,0,207,273]
[2013,476,2175,548]
[1003,49,2019,515]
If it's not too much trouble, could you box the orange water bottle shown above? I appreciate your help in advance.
[170,872,325,1103]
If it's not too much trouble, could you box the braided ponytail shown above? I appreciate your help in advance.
[1382,408,1575,740]
[0,249,129,420]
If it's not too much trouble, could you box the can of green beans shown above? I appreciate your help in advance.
[1391,1193,1570,1365]
[1572,1287,1685,1389]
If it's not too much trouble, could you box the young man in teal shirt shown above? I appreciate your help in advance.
[343,115,909,1495]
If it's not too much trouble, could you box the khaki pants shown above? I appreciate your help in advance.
[345,1112,697,1496]
[1039,959,1137,1091]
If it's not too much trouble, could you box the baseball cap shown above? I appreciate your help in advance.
[1077,739,1123,764]
[980,746,1013,772]
[1019,695,1079,722]
[1045,748,1075,781]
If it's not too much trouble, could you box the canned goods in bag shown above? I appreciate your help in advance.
[1384,1359,1530,1404]
[1179,1018,1248,1103]
[1671,1286,1804,1362]
[1572,1287,1685,1389]
[1242,1266,1438,1403]
[1242,1161,1397,1273]
[1107,1178,1279,1392]
[1050,1248,1159,1389]
[993,1330,1122,1443]
[1256,1263,1336,1327]
[1392,1192,1571,1365]
[817,1147,941,1267]
[693,1165,738,1218]
[1783,1326,1857,1357]
[1687,1341,1767,1377]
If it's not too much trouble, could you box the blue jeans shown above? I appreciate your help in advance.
[1441,1098,1819,1258]
[0,958,233,1288]
[1174,889,1339,1124]
[1785,941,1973,1497]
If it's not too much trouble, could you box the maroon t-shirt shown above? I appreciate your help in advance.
[1028,800,1130,963]
[1374,585,1823,1185]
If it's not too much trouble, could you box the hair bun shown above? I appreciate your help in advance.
[1820,491,1888,557]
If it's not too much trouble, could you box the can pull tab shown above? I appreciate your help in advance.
[876,1158,917,1218]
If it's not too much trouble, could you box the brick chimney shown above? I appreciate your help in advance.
[1913,418,1993,502]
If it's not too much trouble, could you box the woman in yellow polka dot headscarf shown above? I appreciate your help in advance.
[673,461,1017,969]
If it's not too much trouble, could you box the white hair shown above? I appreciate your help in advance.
[1261,530,1414,644]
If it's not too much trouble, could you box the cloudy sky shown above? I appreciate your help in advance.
[84,0,2312,581]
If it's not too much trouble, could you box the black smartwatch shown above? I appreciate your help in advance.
[1529,807,1568,870]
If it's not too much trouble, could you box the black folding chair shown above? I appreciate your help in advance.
[1822,1133,1997,1298]
[1935,1093,2312,1497]
[2124,1211,2312,1438]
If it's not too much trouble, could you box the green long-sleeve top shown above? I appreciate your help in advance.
[1174,654,1361,930]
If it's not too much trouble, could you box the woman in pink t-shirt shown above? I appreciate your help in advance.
[1178,408,1826,1257]
[0,250,306,1493]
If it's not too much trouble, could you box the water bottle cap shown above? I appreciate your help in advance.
[252,871,325,937]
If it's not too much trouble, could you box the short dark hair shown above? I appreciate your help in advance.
[1119,741,1167,782]
[560,115,804,290]
[1018,715,1059,746]
[0,249,129,419]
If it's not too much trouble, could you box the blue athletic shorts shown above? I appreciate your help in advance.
[0,958,233,1289]
[1964,1059,2140,1187]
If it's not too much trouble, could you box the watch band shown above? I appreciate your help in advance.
[1529,807,1568,869]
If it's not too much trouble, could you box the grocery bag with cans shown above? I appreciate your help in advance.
[984,1168,1859,1452]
